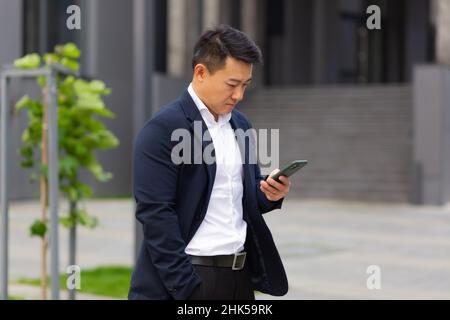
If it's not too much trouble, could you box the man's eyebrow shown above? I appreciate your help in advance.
[228,78,252,83]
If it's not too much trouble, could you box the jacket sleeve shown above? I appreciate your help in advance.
[133,117,200,300]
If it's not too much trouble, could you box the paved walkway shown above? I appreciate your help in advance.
[5,198,450,299]
[258,199,450,300]
[9,284,117,300]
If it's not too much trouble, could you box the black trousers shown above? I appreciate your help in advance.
[187,264,255,300]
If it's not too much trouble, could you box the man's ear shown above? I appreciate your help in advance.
[194,63,208,82]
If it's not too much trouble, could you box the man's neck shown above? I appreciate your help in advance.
[192,82,219,122]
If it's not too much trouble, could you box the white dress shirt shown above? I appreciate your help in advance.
[185,83,247,256]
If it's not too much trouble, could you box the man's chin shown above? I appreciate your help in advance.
[224,104,235,112]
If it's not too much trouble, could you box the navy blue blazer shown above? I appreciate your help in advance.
[128,90,288,300]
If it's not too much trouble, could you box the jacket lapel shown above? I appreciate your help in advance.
[230,115,246,163]
[189,115,216,192]
[180,90,216,198]
[230,113,252,184]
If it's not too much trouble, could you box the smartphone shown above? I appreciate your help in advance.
[268,160,308,182]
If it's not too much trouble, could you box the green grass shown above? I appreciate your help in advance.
[17,265,132,299]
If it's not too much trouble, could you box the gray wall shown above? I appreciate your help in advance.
[404,0,430,81]
[0,0,22,66]
[81,0,134,197]
[0,0,40,200]
[413,65,450,205]
[152,73,190,113]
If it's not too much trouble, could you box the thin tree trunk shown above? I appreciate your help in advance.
[68,201,77,300]
[40,87,49,300]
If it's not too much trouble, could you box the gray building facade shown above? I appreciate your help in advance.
[1,0,450,205]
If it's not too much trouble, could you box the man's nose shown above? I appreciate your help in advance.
[232,87,244,102]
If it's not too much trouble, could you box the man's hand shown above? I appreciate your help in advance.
[260,169,291,202]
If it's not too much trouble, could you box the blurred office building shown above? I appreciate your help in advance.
[1,0,450,205]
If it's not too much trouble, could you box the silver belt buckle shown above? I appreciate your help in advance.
[232,252,246,270]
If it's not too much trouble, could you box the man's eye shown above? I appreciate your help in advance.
[227,83,237,88]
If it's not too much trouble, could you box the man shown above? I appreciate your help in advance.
[128,25,291,300]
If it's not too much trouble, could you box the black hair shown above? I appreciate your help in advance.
[192,25,263,74]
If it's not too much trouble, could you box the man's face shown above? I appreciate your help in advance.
[194,56,253,119]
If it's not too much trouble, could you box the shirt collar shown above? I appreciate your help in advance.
[188,83,231,127]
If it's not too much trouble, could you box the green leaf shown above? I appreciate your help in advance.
[55,43,81,59]
[97,131,120,149]
[78,183,93,198]
[63,75,76,86]
[19,146,33,158]
[43,53,61,65]
[18,145,34,169]
[30,219,47,238]
[77,130,119,151]
[60,186,80,202]
[37,75,47,87]
[21,129,31,144]
[87,161,113,182]
[77,210,98,229]
[89,80,106,93]
[14,53,41,69]
[59,156,79,175]
[91,108,114,118]
[70,188,79,202]
[60,57,79,72]
[15,96,32,112]
[84,118,106,131]
[59,214,77,229]
[76,93,105,110]
[73,79,90,95]
[20,159,34,168]
[73,79,110,96]
[74,142,88,157]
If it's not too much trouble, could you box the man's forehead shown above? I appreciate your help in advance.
[228,77,252,83]
[220,57,253,81]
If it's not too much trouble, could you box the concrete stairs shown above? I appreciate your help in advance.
[238,85,413,202]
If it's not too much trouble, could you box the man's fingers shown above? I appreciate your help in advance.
[260,180,278,194]
[278,176,291,189]
[260,185,277,200]
[266,177,285,190]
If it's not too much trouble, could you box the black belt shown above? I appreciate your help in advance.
[189,252,247,271]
